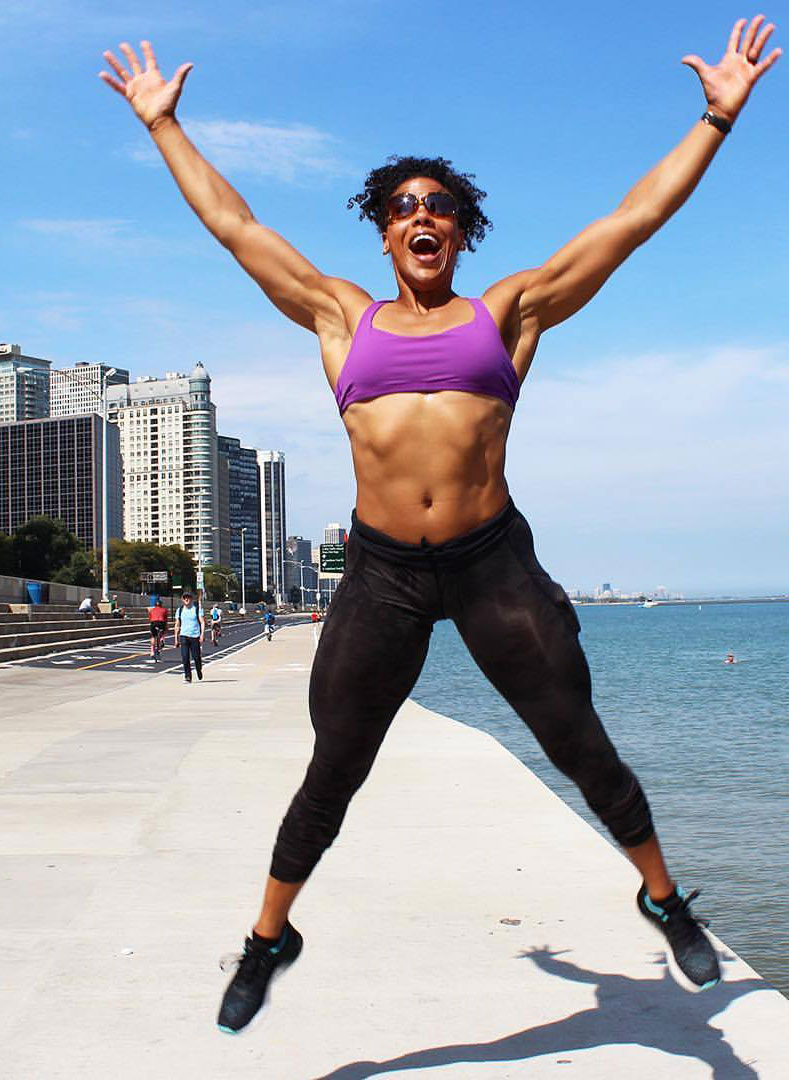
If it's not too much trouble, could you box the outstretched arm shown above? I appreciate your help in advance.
[99,41,361,334]
[513,16,781,332]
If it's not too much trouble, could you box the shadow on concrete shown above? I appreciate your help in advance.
[314,947,769,1079]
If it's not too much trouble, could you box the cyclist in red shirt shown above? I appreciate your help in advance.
[149,598,169,660]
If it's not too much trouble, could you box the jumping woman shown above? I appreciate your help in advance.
[100,16,780,1033]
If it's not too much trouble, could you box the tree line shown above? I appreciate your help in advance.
[0,515,266,601]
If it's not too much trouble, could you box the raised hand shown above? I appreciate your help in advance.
[682,15,782,124]
[99,41,193,130]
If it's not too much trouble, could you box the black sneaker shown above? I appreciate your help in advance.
[197,670,203,681]
[185,674,192,683]
[637,884,720,989]
[217,923,303,1034]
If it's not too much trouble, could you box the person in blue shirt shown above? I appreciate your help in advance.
[174,592,205,682]
[210,603,223,646]
[264,609,275,641]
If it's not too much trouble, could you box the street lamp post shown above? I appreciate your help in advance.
[240,527,247,614]
[196,485,211,606]
[284,558,308,609]
[100,367,117,602]
[213,525,255,611]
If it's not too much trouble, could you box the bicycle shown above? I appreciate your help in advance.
[151,625,167,661]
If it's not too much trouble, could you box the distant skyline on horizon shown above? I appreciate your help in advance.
[1,1,786,594]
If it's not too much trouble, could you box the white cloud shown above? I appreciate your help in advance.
[511,343,788,499]
[22,218,132,239]
[129,118,352,183]
[504,342,789,589]
[18,218,200,259]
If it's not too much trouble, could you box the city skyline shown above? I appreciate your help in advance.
[1,2,786,593]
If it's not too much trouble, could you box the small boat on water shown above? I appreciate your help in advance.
[643,599,659,608]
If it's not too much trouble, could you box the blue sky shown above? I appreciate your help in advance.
[1,1,786,593]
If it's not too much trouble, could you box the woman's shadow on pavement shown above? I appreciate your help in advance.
[314,946,772,1079]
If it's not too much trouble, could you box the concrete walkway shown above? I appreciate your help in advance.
[1,624,786,1079]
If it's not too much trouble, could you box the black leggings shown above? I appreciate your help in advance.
[270,500,653,883]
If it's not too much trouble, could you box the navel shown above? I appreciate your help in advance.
[422,494,434,510]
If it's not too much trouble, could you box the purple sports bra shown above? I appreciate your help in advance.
[333,298,521,415]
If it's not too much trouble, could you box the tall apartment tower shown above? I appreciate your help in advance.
[107,364,218,565]
[0,414,122,548]
[257,450,286,603]
[0,344,50,423]
[217,436,262,591]
[50,362,129,416]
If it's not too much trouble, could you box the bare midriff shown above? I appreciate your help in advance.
[342,389,513,544]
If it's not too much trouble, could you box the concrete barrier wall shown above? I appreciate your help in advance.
[0,574,146,608]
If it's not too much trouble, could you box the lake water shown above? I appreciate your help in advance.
[410,600,788,996]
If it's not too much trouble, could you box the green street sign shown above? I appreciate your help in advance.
[320,543,346,573]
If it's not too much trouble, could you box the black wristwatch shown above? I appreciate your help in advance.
[701,111,732,135]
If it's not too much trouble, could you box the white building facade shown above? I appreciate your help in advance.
[107,364,218,568]
[257,450,286,603]
[50,362,129,417]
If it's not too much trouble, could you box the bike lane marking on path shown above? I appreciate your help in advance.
[77,651,149,670]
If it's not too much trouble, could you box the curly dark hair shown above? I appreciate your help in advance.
[347,155,492,251]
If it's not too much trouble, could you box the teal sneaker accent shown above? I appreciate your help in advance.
[643,892,670,923]
[217,921,303,1033]
[637,883,721,990]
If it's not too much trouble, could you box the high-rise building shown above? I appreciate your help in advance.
[107,364,218,565]
[285,535,318,605]
[0,344,50,423]
[216,452,231,568]
[257,450,286,602]
[0,414,122,548]
[217,435,262,590]
[50,362,129,416]
[323,522,346,544]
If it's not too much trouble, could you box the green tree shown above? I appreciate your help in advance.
[0,532,15,575]
[108,540,195,593]
[52,549,99,587]
[13,516,80,580]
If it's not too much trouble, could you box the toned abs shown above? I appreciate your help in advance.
[342,390,513,543]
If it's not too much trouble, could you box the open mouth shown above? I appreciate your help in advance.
[408,233,442,261]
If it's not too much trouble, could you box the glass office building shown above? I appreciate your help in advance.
[0,414,122,549]
[217,435,262,590]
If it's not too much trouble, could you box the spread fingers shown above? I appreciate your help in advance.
[118,41,143,76]
[102,49,130,82]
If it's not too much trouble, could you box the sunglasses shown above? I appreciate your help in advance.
[387,191,458,221]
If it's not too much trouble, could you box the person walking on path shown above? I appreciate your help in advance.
[209,603,223,646]
[100,15,781,1032]
[174,592,204,683]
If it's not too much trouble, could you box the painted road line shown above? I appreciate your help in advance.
[77,651,149,670]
